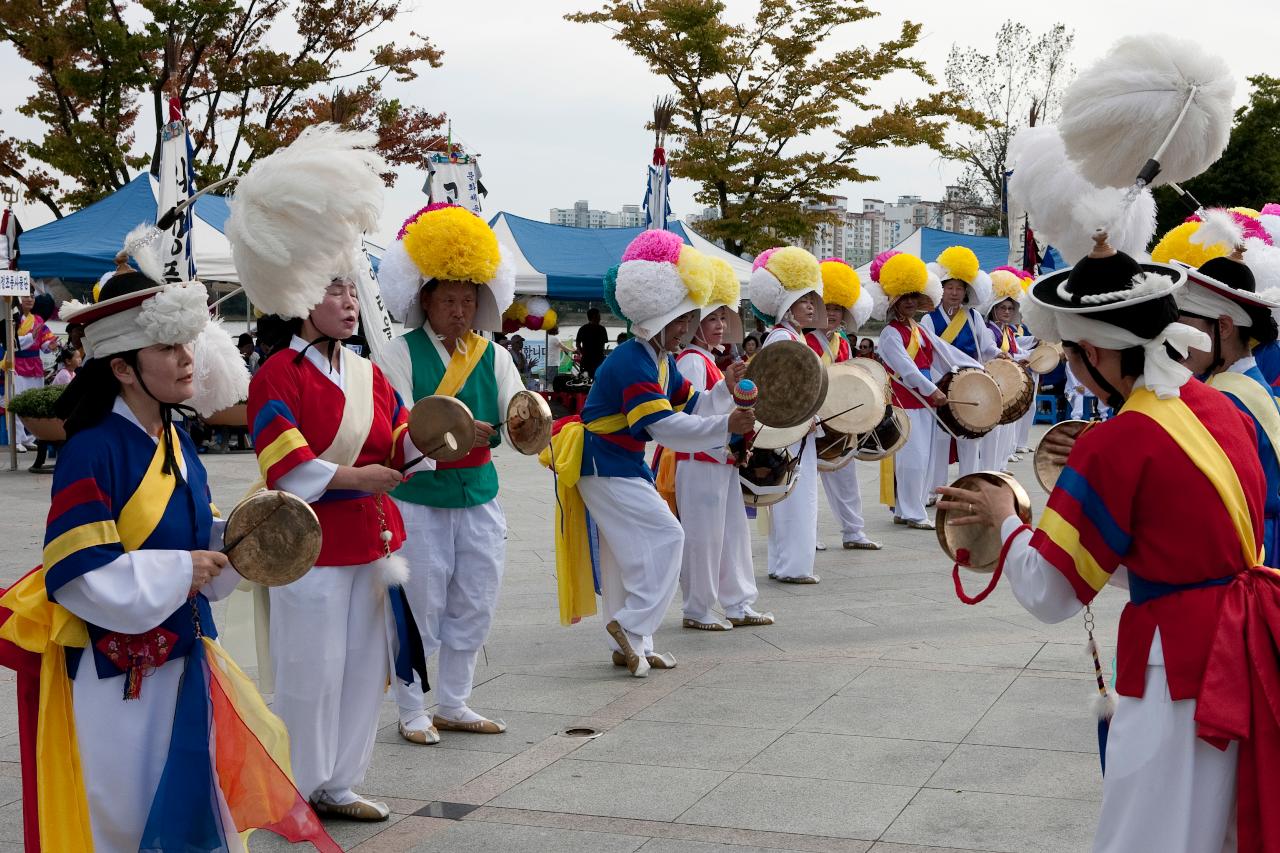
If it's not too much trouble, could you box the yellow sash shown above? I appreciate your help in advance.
[1123,387,1263,567]
[435,332,490,398]
[0,430,191,853]
[997,325,1011,353]
[905,323,922,359]
[540,417,625,625]
[939,309,968,345]
[1210,371,1280,476]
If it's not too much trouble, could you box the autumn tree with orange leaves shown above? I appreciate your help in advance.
[0,0,447,218]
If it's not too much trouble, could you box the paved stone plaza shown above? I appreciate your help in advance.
[0,424,1113,852]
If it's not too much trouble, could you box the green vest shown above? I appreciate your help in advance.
[391,328,501,508]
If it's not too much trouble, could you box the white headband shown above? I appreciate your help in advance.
[1056,313,1208,399]
[78,283,210,360]
[1175,285,1252,328]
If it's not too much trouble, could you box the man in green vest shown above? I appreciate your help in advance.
[376,204,522,743]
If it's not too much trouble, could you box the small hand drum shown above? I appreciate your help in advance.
[1033,419,1092,493]
[409,395,476,463]
[223,490,323,587]
[1025,343,1062,375]
[745,339,827,428]
[819,362,886,436]
[935,471,1033,573]
[506,389,553,455]
[984,359,1035,425]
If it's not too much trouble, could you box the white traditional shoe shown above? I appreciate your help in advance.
[606,620,650,677]
[815,541,828,551]
[311,792,390,821]
[398,720,440,745]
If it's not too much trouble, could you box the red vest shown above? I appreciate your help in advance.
[805,331,851,364]
[888,321,933,409]
[674,348,731,465]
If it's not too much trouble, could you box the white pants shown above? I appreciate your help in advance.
[72,654,244,853]
[768,434,817,579]
[578,475,684,654]
[1094,663,1237,853]
[978,423,1016,472]
[895,408,937,523]
[676,459,756,622]
[392,498,507,720]
[10,373,42,446]
[819,461,867,542]
[930,432,981,491]
[270,562,390,801]
[1015,394,1035,449]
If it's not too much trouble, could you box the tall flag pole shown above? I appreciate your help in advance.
[643,96,674,232]
[156,97,197,282]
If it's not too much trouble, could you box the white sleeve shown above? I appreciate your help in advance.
[55,552,195,634]
[647,410,732,453]
[491,344,528,449]
[974,312,1002,361]
[375,337,415,405]
[927,325,984,372]
[401,430,435,473]
[275,459,339,504]
[998,517,1085,624]
[878,327,938,398]
[677,353,708,391]
[17,333,34,348]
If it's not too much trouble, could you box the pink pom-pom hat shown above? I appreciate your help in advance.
[869,250,901,283]
[621,230,683,264]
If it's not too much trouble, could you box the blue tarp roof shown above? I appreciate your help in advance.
[916,227,1065,272]
[19,173,231,281]
[489,212,707,300]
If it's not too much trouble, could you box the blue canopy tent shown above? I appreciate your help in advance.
[853,227,1064,280]
[18,174,237,281]
[488,212,753,300]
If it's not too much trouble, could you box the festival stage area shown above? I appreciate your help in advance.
[0,427,1105,852]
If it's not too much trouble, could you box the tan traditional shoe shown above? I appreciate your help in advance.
[398,721,440,745]
[893,516,908,525]
[775,574,820,584]
[682,617,732,631]
[432,715,507,734]
[906,519,936,531]
[844,539,882,550]
[613,650,678,669]
[606,619,649,677]
[728,611,775,627]
[311,794,390,821]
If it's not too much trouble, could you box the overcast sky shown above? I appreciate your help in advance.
[0,0,1271,244]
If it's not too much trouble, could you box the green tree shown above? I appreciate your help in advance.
[942,21,1075,236]
[1153,75,1280,235]
[567,0,985,257]
[0,0,446,218]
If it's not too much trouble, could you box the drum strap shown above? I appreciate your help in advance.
[953,523,1030,605]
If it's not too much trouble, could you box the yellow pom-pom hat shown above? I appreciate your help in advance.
[986,268,1026,315]
[819,257,872,331]
[614,230,713,342]
[927,246,992,307]
[865,250,943,321]
[698,256,745,344]
[748,246,822,325]
[377,203,516,332]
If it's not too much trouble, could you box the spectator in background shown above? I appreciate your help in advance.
[237,332,260,375]
[742,335,760,361]
[545,323,573,386]
[857,337,876,359]
[52,347,80,386]
[576,307,608,378]
[509,334,530,378]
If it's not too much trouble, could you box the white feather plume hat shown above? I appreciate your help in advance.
[1007,125,1157,265]
[60,229,249,416]
[1058,34,1235,189]
[377,203,516,333]
[225,124,385,320]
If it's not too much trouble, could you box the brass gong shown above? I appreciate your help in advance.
[506,389,553,455]
[744,339,827,429]
[223,490,323,587]
[408,395,476,463]
[935,471,1033,573]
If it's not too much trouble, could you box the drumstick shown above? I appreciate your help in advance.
[400,433,461,473]
[816,401,864,425]
[221,494,288,556]
[948,400,982,406]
